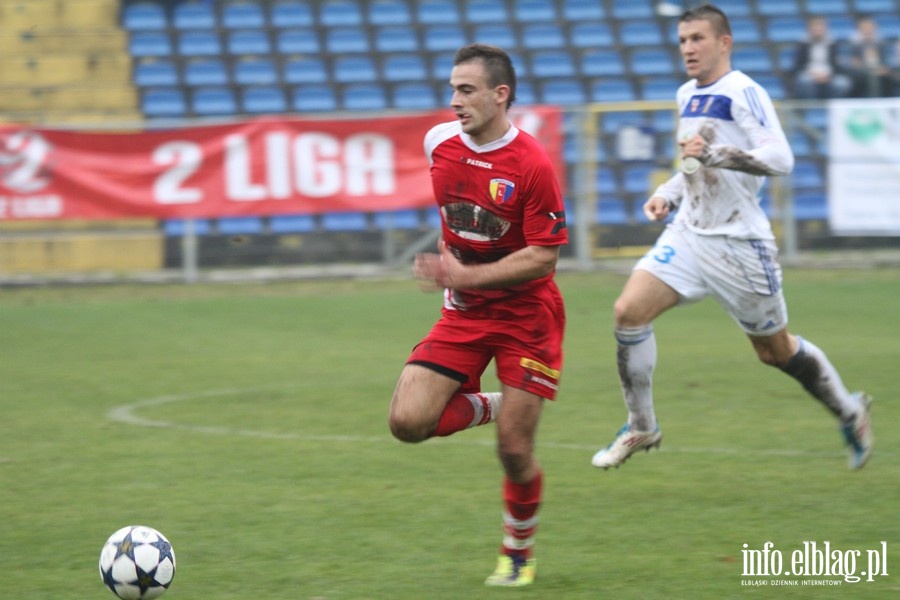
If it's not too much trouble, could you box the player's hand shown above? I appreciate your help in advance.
[679,134,706,160]
[642,196,671,222]
[413,243,462,291]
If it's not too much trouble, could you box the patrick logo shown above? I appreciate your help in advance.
[489,178,514,204]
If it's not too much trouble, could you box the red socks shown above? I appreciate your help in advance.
[432,393,494,437]
[501,471,542,558]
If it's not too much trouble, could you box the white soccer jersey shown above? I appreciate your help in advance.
[652,70,794,240]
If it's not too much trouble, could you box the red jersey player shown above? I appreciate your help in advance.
[388,44,568,587]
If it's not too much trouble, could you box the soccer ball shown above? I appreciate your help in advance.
[99,525,176,600]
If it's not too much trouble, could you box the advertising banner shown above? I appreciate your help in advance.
[827,98,900,235]
[0,107,564,221]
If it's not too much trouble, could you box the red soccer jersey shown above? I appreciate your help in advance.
[424,121,568,309]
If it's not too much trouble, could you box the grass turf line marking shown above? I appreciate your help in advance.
[108,387,883,460]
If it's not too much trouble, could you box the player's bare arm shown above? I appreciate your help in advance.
[414,243,558,290]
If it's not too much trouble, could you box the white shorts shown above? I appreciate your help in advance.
[634,222,788,335]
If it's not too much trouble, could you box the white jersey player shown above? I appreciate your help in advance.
[591,5,872,471]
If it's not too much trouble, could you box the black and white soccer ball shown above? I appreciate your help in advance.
[99,525,176,600]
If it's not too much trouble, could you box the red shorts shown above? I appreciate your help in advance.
[407,281,565,400]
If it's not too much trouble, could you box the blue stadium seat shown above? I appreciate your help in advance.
[342,83,388,111]
[177,30,222,57]
[374,26,419,52]
[788,132,813,158]
[227,30,271,55]
[581,50,625,77]
[623,165,655,195]
[733,46,775,73]
[472,24,518,49]
[173,3,216,29]
[142,88,187,118]
[640,78,681,101]
[291,85,338,112]
[514,80,536,105]
[321,212,369,231]
[241,86,287,114]
[129,31,172,57]
[754,75,786,99]
[333,56,378,83]
[320,0,363,26]
[561,0,606,21]
[270,214,317,233]
[595,168,618,195]
[374,209,422,229]
[270,1,314,28]
[791,161,824,189]
[431,53,455,79]
[391,82,439,109]
[875,14,900,38]
[222,3,266,29]
[233,58,278,85]
[423,26,468,52]
[600,110,647,134]
[325,27,370,53]
[531,51,577,78]
[508,52,528,77]
[184,58,229,86]
[163,219,211,236]
[383,55,428,82]
[368,0,412,25]
[123,3,167,30]
[709,0,753,16]
[619,21,664,47]
[610,0,654,19]
[854,0,896,11]
[465,1,508,24]
[827,16,857,41]
[629,49,676,76]
[540,79,586,105]
[589,78,636,103]
[417,0,460,25]
[134,59,179,87]
[218,217,264,234]
[570,22,615,48]
[596,198,629,225]
[793,194,828,220]
[767,19,807,43]
[513,0,557,22]
[276,29,320,54]
[729,18,762,44]
[756,0,800,16]
[282,57,328,84]
[192,87,238,116]
[806,0,849,13]
[520,24,566,50]
[652,110,676,133]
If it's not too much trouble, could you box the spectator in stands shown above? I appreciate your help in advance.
[847,15,895,97]
[790,16,852,99]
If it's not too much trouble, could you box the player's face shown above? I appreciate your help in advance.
[678,18,732,86]
[449,60,510,145]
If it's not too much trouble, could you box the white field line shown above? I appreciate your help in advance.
[107,387,880,459]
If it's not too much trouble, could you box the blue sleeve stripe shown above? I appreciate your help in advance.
[743,86,768,128]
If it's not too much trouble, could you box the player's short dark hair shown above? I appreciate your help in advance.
[679,4,732,38]
[453,43,517,109]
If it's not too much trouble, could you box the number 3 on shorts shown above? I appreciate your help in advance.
[652,244,676,264]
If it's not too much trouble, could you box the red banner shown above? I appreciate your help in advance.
[0,108,564,221]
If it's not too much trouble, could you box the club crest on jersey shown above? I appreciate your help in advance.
[489,178,515,204]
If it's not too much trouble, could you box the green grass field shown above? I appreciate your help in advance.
[1,268,897,599]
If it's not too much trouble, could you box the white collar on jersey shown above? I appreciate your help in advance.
[459,124,520,154]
